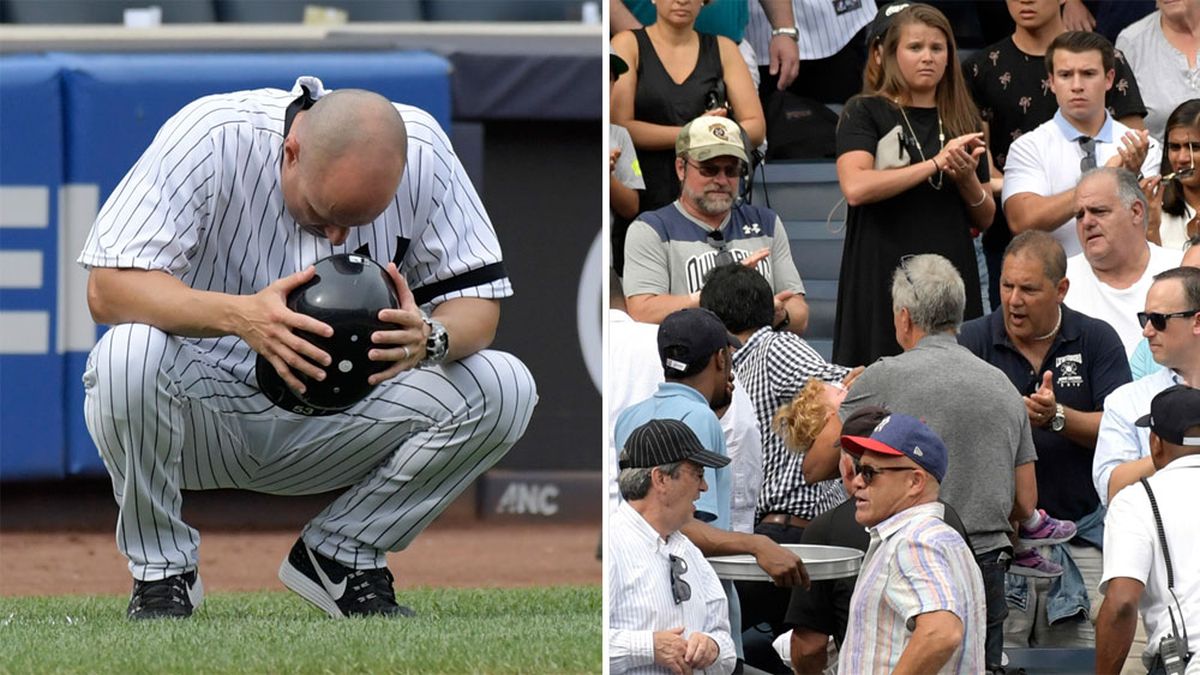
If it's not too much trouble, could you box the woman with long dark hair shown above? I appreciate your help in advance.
[1147,98,1200,250]
[832,3,993,366]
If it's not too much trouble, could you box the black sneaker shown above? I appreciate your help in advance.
[127,570,203,620]
[278,537,415,618]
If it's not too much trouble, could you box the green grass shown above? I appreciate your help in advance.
[0,585,600,674]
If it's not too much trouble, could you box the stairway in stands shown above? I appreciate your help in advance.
[748,160,845,362]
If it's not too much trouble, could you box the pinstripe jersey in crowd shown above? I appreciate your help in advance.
[78,76,510,395]
[745,0,877,64]
[839,502,986,674]
[730,326,849,521]
[608,501,737,675]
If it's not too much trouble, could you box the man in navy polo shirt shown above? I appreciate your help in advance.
[959,230,1131,650]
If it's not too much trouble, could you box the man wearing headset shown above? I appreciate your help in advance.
[621,115,810,336]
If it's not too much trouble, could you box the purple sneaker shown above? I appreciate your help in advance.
[1018,509,1077,546]
[1010,548,1063,578]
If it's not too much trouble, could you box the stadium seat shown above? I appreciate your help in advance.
[213,0,421,23]
[3,0,216,23]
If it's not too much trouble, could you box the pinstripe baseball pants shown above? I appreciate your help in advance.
[83,323,537,581]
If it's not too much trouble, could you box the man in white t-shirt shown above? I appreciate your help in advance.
[1095,385,1200,674]
[1003,31,1160,259]
[1065,168,1183,356]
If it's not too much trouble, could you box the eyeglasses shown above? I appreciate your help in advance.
[1137,309,1200,331]
[687,160,743,179]
[668,554,691,604]
[852,459,917,487]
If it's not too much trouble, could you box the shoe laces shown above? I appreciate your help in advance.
[345,567,397,608]
[132,575,191,611]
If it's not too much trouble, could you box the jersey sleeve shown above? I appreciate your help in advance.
[78,98,219,275]
[1087,320,1134,403]
[623,219,672,297]
[398,107,512,309]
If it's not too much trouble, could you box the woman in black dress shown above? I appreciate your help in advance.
[832,3,994,367]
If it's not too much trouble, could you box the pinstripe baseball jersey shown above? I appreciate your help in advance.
[78,76,511,386]
[839,501,986,674]
[746,0,877,63]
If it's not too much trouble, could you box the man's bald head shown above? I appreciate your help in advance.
[282,89,408,237]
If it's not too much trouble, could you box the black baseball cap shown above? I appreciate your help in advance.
[1136,384,1200,446]
[658,307,741,374]
[866,1,916,47]
[618,418,731,470]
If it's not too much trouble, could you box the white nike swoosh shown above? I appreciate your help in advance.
[306,545,346,599]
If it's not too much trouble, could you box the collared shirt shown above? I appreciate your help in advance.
[615,382,731,530]
[731,326,849,521]
[623,201,806,298]
[1101,454,1200,665]
[1065,244,1185,357]
[1117,10,1200,138]
[958,304,1131,521]
[609,501,737,675]
[838,502,986,675]
[1001,110,1162,258]
[840,333,1037,555]
[1094,367,1188,506]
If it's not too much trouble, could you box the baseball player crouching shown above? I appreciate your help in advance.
[78,77,537,619]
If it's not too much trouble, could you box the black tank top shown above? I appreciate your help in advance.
[633,29,724,212]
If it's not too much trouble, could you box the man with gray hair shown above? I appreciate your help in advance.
[1065,167,1184,356]
[609,418,738,675]
[836,253,1038,674]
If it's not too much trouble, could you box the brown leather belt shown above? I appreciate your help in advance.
[759,513,811,528]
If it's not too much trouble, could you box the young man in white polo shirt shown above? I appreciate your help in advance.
[1003,31,1160,259]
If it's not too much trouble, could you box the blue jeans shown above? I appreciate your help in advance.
[976,548,1011,671]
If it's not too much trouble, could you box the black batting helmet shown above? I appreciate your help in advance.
[255,253,400,416]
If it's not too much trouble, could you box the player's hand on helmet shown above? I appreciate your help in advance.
[369,262,427,384]
[240,265,333,395]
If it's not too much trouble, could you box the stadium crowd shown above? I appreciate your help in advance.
[607,1,1200,674]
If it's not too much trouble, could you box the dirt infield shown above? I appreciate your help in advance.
[0,481,600,597]
[0,525,600,597]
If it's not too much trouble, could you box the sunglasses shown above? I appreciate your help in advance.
[899,254,921,303]
[687,160,743,179]
[852,459,916,487]
[1137,309,1199,331]
[668,554,691,604]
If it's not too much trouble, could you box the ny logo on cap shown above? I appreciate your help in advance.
[874,416,892,434]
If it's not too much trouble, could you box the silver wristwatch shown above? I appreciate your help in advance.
[771,26,800,41]
[420,316,449,366]
[1049,404,1066,433]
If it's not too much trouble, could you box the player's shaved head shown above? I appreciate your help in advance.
[282,89,408,233]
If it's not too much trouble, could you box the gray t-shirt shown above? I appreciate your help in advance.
[623,201,806,297]
[839,333,1037,555]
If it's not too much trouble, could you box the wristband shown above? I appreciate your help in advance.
[967,187,988,208]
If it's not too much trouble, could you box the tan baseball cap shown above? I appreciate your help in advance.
[675,117,748,163]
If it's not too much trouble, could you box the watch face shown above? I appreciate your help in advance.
[1051,416,1065,432]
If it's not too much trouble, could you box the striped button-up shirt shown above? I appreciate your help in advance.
[608,501,736,675]
[839,502,986,674]
[731,327,849,521]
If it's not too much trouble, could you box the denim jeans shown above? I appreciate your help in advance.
[976,547,1011,671]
